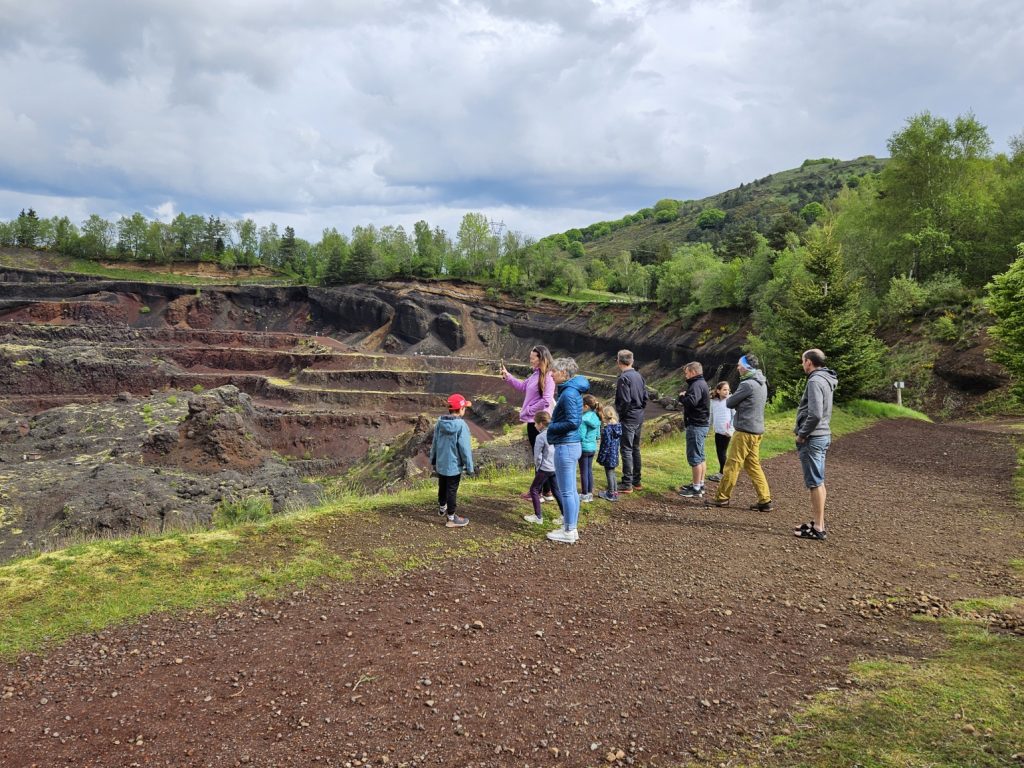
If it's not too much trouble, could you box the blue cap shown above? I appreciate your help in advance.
[738,355,751,368]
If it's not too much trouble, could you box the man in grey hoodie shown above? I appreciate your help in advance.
[793,348,838,541]
[713,353,772,510]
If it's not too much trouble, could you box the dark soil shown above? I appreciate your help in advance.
[1,419,1023,768]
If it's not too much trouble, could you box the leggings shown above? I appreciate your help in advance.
[715,433,731,473]
[578,451,595,494]
[529,469,561,518]
[604,467,618,494]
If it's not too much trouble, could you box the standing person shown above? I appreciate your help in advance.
[793,349,838,541]
[712,354,772,511]
[614,349,648,493]
[546,358,589,544]
[578,394,602,503]
[678,361,711,499]
[707,381,735,482]
[596,405,622,501]
[500,346,556,500]
[523,411,561,526]
[429,393,475,528]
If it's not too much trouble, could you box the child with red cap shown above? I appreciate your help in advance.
[428,393,475,527]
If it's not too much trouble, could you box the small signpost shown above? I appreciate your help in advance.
[893,380,905,407]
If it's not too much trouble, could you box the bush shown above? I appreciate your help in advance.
[880,275,927,323]
[214,493,273,527]
[139,305,151,314]
[930,312,959,341]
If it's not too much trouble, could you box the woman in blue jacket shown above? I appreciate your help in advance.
[546,357,590,544]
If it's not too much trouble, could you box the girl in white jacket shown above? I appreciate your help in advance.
[708,381,735,482]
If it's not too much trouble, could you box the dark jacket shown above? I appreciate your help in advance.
[548,375,590,445]
[597,423,622,468]
[795,367,838,438]
[429,415,474,476]
[615,367,647,425]
[726,369,768,435]
[679,373,710,427]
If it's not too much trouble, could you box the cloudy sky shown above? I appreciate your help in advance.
[1,0,1021,242]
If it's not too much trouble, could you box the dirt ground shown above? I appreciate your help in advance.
[1,419,1022,767]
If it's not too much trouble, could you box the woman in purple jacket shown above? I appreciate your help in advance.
[501,345,556,496]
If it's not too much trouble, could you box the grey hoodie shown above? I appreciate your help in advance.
[795,367,838,438]
[726,369,768,435]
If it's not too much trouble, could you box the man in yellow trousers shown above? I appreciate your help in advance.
[712,354,772,511]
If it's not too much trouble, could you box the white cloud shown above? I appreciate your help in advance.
[0,0,1022,241]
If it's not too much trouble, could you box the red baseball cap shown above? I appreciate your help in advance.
[446,393,472,410]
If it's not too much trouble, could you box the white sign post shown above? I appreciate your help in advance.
[893,380,905,407]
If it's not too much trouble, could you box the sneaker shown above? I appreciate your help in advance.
[438,504,448,517]
[707,473,723,482]
[546,528,579,544]
[619,487,634,494]
[581,493,593,503]
[522,514,544,525]
[678,485,703,498]
[542,495,556,503]
[633,484,643,491]
[712,498,730,507]
[749,500,774,512]
[597,491,618,502]
[677,484,696,494]
[446,515,469,528]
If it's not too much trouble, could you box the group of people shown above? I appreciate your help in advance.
[676,350,838,540]
[429,343,837,544]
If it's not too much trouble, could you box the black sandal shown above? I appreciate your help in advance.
[795,525,826,540]
[795,521,815,534]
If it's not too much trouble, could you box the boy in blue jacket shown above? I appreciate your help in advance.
[429,393,474,528]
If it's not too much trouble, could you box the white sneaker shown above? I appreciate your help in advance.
[438,504,448,517]
[546,528,578,544]
[581,493,593,503]
[522,514,544,525]
[542,495,555,502]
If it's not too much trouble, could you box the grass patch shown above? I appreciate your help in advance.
[0,400,924,659]
[65,258,288,286]
[754,621,1023,768]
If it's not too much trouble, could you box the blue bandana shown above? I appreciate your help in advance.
[738,355,751,368]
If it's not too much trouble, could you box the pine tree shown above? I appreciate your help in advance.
[987,244,1024,400]
[751,225,885,404]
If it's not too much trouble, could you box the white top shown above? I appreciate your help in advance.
[710,398,735,436]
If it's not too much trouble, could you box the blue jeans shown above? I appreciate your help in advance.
[619,420,643,488]
[797,435,831,489]
[685,425,709,467]
[554,442,583,531]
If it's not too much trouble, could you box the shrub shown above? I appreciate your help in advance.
[191,384,204,394]
[930,313,959,341]
[139,305,151,314]
[880,275,927,323]
[214,493,273,527]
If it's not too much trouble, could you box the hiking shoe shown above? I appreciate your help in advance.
[706,473,723,482]
[580,493,593,503]
[749,500,774,512]
[438,504,448,517]
[546,528,579,544]
[795,525,826,540]
[446,515,469,528]
[633,484,643,491]
[523,514,544,525]
[678,485,704,498]
[619,486,634,494]
[597,491,618,502]
[711,498,730,507]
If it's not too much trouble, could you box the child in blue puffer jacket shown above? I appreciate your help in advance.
[597,405,622,501]
[578,394,601,502]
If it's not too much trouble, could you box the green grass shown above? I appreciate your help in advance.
[65,258,289,286]
[0,401,929,660]
[529,287,651,304]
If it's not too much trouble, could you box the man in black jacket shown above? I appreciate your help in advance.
[614,349,647,493]
[678,361,710,498]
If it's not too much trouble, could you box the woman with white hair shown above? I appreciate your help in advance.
[545,357,590,544]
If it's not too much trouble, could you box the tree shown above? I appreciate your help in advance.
[79,214,114,259]
[234,219,258,268]
[344,228,376,283]
[696,207,726,230]
[799,202,826,224]
[456,212,496,278]
[749,225,885,404]
[15,209,40,248]
[987,244,1024,400]
[320,228,350,285]
[279,226,298,273]
[117,212,148,260]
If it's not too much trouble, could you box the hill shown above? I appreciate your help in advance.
[569,155,886,262]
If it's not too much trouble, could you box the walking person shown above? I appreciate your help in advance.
[522,411,562,526]
[500,346,556,500]
[712,354,772,511]
[546,358,590,544]
[793,349,838,541]
[678,361,711,499]
[614,349,647,493]
[429,393,475,528]
[578,394,601,503]
[707,381,735,482]
[596,405,622,501]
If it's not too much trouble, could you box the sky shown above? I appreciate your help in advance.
[1,0,1022,243]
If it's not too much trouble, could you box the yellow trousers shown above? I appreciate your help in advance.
[715,431,771,503]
